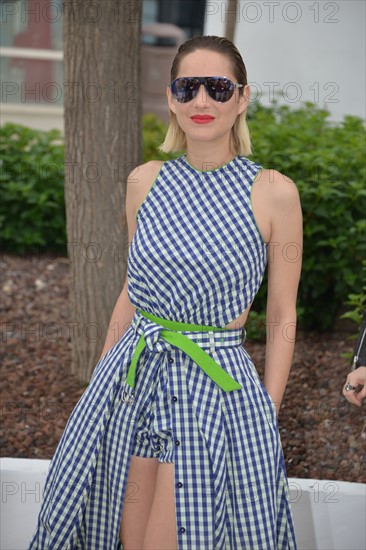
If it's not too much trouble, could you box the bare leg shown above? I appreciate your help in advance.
[142,462,178,550]
[119,455,159,549]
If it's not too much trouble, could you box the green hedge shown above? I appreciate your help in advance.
[0,116,174,255]
[0,124,66,251]
[1,103,365,331]
[247,102,365,329]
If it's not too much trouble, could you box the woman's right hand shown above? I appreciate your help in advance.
[342,366,366,406]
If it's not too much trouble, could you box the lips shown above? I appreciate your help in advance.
[191,114,215,124]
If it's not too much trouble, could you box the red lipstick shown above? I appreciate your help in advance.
[191,115,215,124]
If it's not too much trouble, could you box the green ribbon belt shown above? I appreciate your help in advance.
[125,309,243,393]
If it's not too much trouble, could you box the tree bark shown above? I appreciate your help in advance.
[224,0,237,43]
[63,0,142,382]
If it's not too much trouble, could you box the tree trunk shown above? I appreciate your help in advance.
[225,0,237,43]
[63,0,142,382]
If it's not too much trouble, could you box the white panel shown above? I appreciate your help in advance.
[204,0,366,121]
[1,458,365,550]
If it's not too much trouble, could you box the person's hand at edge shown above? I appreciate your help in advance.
[343,366,366,406]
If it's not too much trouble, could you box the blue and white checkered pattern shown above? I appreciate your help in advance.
[28,155,297,549]
[128,155,268,328]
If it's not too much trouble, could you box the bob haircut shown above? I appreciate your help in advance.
[159,35,252,156]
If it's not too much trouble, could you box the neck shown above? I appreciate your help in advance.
[185,137,236,172]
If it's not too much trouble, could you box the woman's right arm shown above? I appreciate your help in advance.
[98,168,139,361]
[98,161,163,361]
[98,277,135,361]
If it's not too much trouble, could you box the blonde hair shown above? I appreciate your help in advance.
[159,35,252,156]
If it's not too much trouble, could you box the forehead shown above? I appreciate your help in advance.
[177,50,234,78]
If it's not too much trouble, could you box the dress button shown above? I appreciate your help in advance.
[220,337,225,342]
[179,527,186,533]
[172,395,178,402]
[176,481,183,488]
[175,439,180,446]
[169,357,174,363]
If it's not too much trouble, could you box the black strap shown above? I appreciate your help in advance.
[351,309,366,369]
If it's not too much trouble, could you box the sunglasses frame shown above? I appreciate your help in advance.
[170,76,244,104]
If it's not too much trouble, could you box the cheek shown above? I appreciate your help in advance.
[174,107,190,129]
[222,105,240,127]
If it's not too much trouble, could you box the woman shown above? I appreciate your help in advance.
[29,36,302,549]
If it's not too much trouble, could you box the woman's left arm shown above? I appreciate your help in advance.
[264,170,303,416]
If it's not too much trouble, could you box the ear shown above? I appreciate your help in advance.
[166,86,178,115]
[238,84,250,115]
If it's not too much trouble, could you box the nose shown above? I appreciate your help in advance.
[193,83,209,104]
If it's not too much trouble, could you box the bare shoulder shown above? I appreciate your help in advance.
[261,170,302,247]
[257,168,300,204]
[126,159,165,214]
[127,160,165,188]
[251,168,301,243]
[124,160,164,253]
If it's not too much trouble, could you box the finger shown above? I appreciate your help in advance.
[345,394,361,406]
[343,382,357,393]
[354,394,363,406]
[349,374,366,387]
[355,386,366,400]
[343,388,360,406]
[348,367,366,387]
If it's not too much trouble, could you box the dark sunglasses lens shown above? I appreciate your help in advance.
[171,78,199,103]
[207,77,235,102]
[171,77,236,103]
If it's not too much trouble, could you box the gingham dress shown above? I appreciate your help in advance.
[28,155,298,549]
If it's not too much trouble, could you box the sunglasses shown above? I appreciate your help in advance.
[170,76,244,103]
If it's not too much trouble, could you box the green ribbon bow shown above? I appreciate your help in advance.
[125,309,243,393]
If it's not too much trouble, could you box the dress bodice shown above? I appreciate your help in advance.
[127,154,268,327]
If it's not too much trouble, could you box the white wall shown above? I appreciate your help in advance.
[204,0,365,121]
[1,103,64,132]
[1,458,366,550]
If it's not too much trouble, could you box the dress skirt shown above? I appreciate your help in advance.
[28,309,298,549]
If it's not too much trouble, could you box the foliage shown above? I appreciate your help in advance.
[0,123,66,254]
[340,259,366,327]
[0,117,175,255]
[245,310,267,342]
[247,102,366,330]
[339,260,366,361]
[1,102,365,331]
[142,113,175,163]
